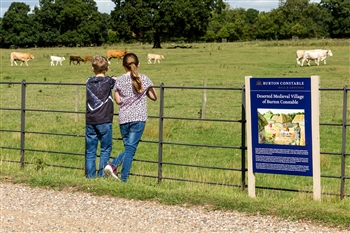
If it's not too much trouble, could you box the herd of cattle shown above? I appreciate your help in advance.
[10,49,166,66]
[10,48,332,67]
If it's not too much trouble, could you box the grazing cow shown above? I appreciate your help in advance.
[84,56,93,64]
[296,49,324,65]
[147,54,165,64]
[296,50,306,65]
[301,49,333,67]
[10,52,34,66]
[50,56,65,66]
[106,49,129,64]
[69,56,84,65]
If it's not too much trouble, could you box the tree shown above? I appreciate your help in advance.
[33,0,65,47]
[205,10,225,42]
[110,0,225,48]
[58,0,107,46]
[246,8,259,24]
[32,0,108,47]
[254,10,279,40]
[217,26,229,40]
[0,18,4,47]
[225,8,248,41]
[277,0,330,39]
[206,7,254,42]
[1,2,37,48]
[319,0,350,38]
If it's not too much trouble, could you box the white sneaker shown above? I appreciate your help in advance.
[104,164,120,180]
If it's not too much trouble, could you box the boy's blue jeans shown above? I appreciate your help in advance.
[85,123,112,178]
[110,121,145,182]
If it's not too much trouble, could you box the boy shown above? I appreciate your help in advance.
[85,55,116,178]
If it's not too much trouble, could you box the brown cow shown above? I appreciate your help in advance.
[106,49,129,64]
[70,56,84,65]
[10,52,34,66]
[84,56,93,64]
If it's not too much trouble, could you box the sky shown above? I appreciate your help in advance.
[1,0,322,18]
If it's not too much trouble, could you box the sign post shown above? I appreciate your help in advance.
[245,76,320,201]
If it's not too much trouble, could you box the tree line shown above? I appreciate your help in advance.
[0,0,348,48]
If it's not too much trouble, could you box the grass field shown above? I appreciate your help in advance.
[1,39,350,228]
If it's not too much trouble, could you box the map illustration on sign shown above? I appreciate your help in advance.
[258,108,305,146]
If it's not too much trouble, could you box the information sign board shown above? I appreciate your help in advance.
[245,76,320,200]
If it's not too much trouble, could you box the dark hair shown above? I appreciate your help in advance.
[92,55,108,73]
[123,53,143,93]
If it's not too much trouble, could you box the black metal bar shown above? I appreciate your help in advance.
[319,87,345,91]
[319,123,344,126]
[133,158,244,171]
[0,81,86,86]
[20,80,26,169]
[340,85,348,200]
[84,89,87,178]
[241,86,246,191]
[0,81,23,84]
[158,141,240,149]
[157,83,165,184]
[22,148,84,156]
[0,108,22,111]
[159,86,241,91]
[25,109,86,114]
[152,116,240,123]
[0,146,80,156]
[25,131,84,138]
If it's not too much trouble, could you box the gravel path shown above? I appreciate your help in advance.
[1,183,348,232]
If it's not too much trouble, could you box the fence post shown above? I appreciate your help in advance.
[241,86,246,190]
[157,83,165,184]
[201,79,207,119]
[20,80,26,169]
[340,85,348,200]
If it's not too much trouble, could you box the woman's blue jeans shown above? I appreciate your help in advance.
[85,123,112,178]
[110,121,145,182]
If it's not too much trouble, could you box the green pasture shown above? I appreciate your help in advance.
[0,39,350,228]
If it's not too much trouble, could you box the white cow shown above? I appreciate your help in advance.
[50,56,65,66]
[301,49,333,67]
[296,49,324,65]
[147,54,164,64]
[296,50,306,65]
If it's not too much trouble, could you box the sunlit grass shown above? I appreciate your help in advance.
[1,39,349,228]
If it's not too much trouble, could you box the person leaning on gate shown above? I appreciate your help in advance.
[85,55,117,178]
[104,53,157,182]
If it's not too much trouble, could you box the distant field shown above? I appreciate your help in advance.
[1,39,349,86]
[0,39,349,195]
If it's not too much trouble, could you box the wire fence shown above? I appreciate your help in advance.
[0,80,348,199]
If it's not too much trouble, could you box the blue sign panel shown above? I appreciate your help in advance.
[250,77,313,176]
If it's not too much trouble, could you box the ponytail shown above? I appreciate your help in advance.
[123,53,143,93]
[130,63,143,93]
